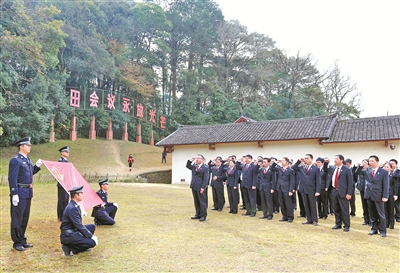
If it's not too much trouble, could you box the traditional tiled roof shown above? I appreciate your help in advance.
[322,115,400,143]
[156,114,338,146]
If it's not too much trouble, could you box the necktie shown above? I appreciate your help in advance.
[372,169,375,179]
[196,166,199,172]
[306,166,309,173]
[334,168,339,189]
[282,168,285,174]
[246,165,249,171]
[264,169,267,175]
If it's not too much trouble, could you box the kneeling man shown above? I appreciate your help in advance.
[60,186,98,256]
[91,179,118,225]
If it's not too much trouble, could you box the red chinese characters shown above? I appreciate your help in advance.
[149,109,156,123]
[122,98,130,113]
[70,89,80,108]
[107,94,116,110]
[160,116,166,129]
[89,91,99,107]
[136,103,144,118]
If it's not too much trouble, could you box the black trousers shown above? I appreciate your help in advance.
[279,190,294,220]
[273,191,280,212]
[93,205,118,225]
[60,224,96,254]
[10,197,31,248]
[302,192,318,223]
[260,189,274,217]
[349,186,356,216]
[368,199,386,233]
[384,195,395,227]
[227,186,239,213]
[297,191,305,216]
[331,189,350,228]
[317,189,329,217]
[212,186,224,210]
[57,185,69,221]
[243,187,257,214]
[192,189,207,218]
[360,191,370,223]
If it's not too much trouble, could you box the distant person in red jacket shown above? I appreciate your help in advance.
[128,154,134,172]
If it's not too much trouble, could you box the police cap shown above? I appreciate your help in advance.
[59,146,70,153]
[99,179,109,186]
[15,137,31,146]
[69,185,84,194]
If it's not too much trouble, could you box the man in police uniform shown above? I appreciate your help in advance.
[60,185,98,256]
[91,179,118,225]
[8,137,42,251]
[57,146,70,221]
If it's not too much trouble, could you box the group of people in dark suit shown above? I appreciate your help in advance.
[186,152,399,238]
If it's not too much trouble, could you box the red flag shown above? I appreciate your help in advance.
[42,160,103,211]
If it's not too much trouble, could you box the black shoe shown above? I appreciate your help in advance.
[13,246,25,251]
[343,227,349,232]
[287,219,293,223]
[242,213,250,216]
[273,211,279,214]
[232,212,237,214]
[250,214,256,217]
[312,222,318,226]
[199,217,206,222]
[302,221,312,225]
[368,230,378,235]
[351,214,356,218]
[211,208,218,211]
[228,211,233,213]
[267,216,273,220]
[389,225,394,229]
[218,209,222,212]
[279,218,288,222]
[62,245,73,256]
[362,221,368,225]
[259,216,268,219]
[396,218,400,222]
[191,216,200,219]
[332,225,342,229]
[23,243,33,248]
[380,232,386,237]
[322,216,327,220]
[330,213,335,216]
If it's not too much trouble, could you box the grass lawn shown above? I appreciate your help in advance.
[1,182,399,272]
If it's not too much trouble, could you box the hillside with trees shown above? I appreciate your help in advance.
[0,0,361,146]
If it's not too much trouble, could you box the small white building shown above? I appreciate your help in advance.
[156,114,400,184]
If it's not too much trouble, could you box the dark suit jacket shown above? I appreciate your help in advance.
[292,160,321,195]
[388,171,399,196]
[326,164,353,198]
[60,200,93,238]
[362,167,389,201]
[258,166,276,192]
[271,163,295,194]
[210,165,226,189]
[224,167,238,188]
[355,166,367,192]
[186,160,209,191]
[236,162,259,188]
[317,162,330,190]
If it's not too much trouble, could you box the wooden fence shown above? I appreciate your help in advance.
[0,173,137,186]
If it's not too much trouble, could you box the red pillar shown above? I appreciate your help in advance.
[122,122,128,141]
[150,130,154,146]
[49,119,55,142]
[106,120,113,140]
[136,123,142,143]
[69,116,77,141]
[89,116,96,140]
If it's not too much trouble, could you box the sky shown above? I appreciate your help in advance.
[213,0,400,118]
